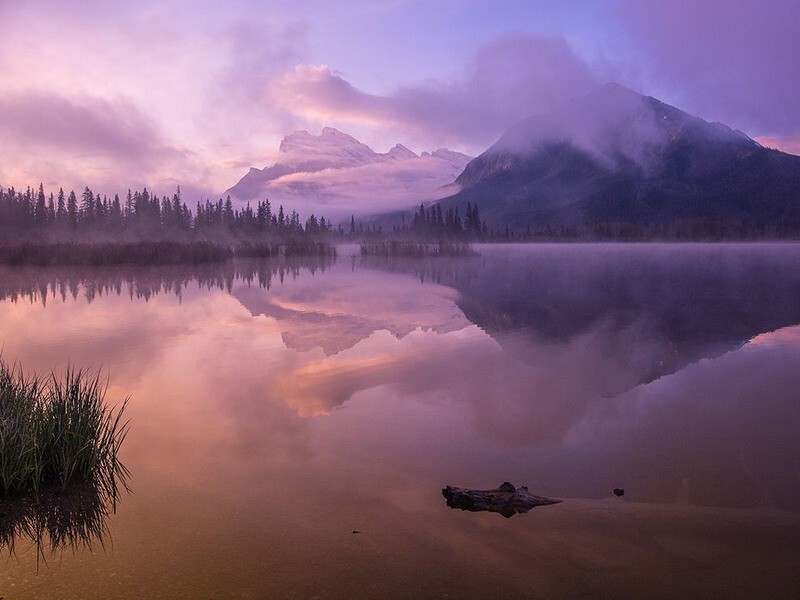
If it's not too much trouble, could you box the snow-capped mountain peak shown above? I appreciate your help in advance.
[278,128,377,171]
[385,144,418,160]
[225,128,472,221]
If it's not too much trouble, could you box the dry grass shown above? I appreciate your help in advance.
[359,241,474,257]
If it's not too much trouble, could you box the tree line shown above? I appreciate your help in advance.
[349,202,489,240]
[0,184,338,239]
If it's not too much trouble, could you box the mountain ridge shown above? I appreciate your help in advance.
[438,83,800,233]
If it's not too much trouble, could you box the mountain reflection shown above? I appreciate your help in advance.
[361,244,800,392]
[5,245,800,399]
[232,261,471,356]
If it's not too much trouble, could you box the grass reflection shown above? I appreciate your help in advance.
[0,478,122,566]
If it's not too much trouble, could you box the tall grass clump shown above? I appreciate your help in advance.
[0,359,129,498]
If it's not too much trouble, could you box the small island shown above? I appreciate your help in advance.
[442,482,561,518]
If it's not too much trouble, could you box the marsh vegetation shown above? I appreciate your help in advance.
[0,239,336,267]
[0,359,128,498]
[359,240,474,257]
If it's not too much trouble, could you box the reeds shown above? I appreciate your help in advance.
[0,479,115,561]
[359,240,475,257]
[0,241,232,266]
[0,240,336,266]
[234,239,337,258]
[0,359,129,499]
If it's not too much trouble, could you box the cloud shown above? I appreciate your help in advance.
[0,2,309,196]
[0,91,170,163]
[2,1,797,197]
[204,18,310,151]
[618,0,800,138]
[753,135,800,157]
[270,64,394,126]
[247,155,470,219]
[0,90,213,197]
[269,9,800,152]
[218,20,310,105]
[270,34,599,150]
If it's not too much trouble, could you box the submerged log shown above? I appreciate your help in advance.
[442,482,561,518]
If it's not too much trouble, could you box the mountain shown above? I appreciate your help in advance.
[439,83,800,234]
[226,127,471,222]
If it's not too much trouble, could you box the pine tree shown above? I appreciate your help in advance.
[110,194,123,229]
[47,193,55,222]
[56,188,66,223]
[81,187,95,225]
[35,184,47,225]
[224,195,234,228]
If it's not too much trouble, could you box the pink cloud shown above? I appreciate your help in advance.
[270,34,599,149]
[270,64,395,126]
[754,135,800,157]
[0,90,212,198]
[0,91,170,164]
[255,156,469,219]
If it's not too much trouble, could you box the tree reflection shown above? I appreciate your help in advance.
[0,256,336,307]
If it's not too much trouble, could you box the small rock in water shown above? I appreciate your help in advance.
[613,488,625,497]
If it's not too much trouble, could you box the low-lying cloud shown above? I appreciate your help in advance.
[242,155,469,219]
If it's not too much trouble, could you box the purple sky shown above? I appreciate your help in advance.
[0,0,797,199]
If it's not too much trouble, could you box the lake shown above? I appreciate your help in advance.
[1,243,799,598]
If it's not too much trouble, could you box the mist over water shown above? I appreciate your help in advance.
[1,243,799,597]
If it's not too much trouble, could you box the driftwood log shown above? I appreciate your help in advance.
[442,482,561,518]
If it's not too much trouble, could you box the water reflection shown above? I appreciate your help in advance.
[0,482,121,565]
[1,246,799,596]
[0,256,336,307]
[362,243,800,393]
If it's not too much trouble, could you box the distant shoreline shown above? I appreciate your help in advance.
[0,239,336,267]
[3,237,800,268]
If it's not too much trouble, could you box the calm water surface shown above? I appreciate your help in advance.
[1,244,799,598]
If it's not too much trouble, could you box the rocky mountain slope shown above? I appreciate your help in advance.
[438,83,800,234]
